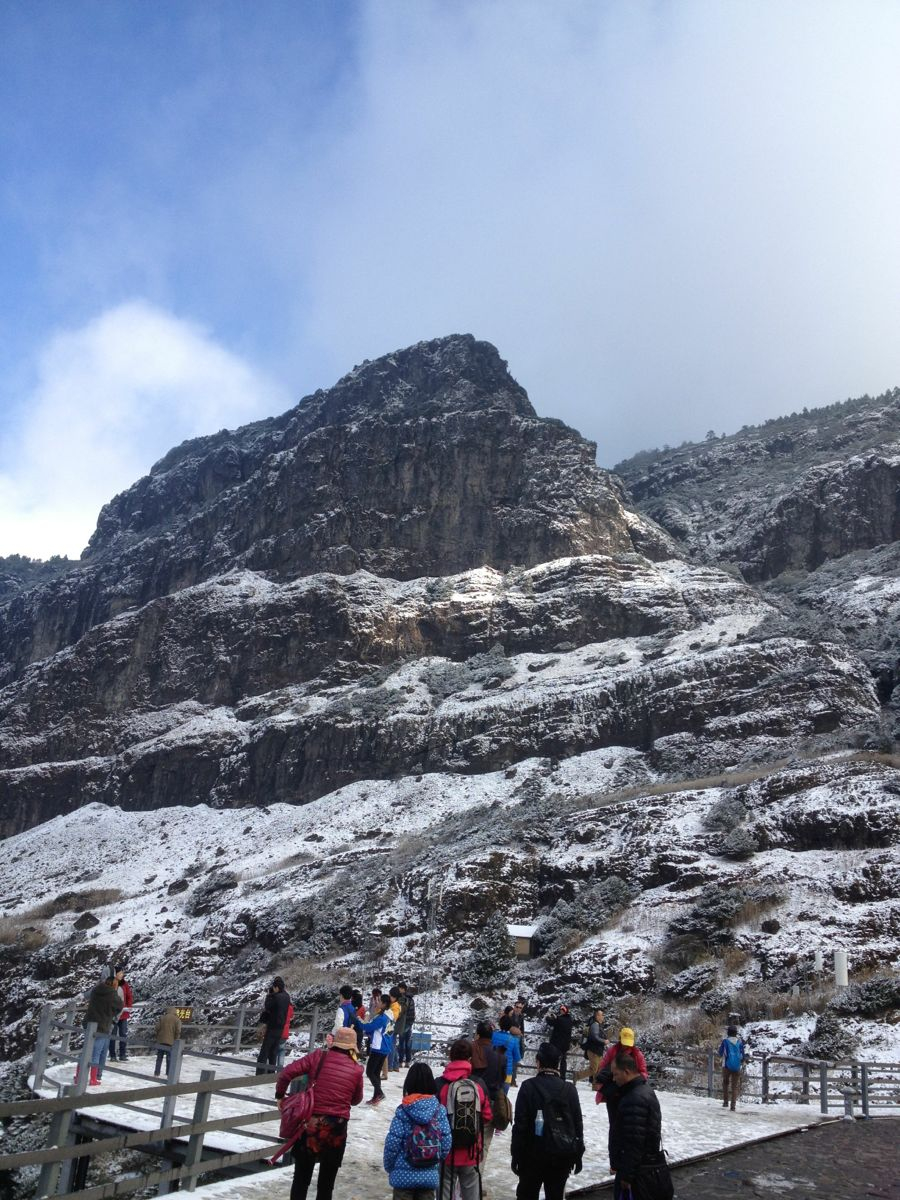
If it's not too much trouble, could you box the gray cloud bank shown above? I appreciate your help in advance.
[3,0,900,558]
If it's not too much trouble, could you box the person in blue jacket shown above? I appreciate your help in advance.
[383,1062,451,1198]
[491,1014,523,1095]
[360,993,395,1104]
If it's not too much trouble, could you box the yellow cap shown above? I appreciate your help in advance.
[619,1027,635,1047]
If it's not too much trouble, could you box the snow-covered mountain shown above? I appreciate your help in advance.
[1,338,898,1074]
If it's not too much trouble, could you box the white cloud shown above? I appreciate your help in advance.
[0,301,289,559]
[288,0,900,463]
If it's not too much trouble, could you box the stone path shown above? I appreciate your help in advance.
[579,1118,900,1199]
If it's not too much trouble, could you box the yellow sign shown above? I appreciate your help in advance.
[173,1006,193,1021]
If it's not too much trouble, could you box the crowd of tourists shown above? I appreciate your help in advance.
[75,968,748,1199]
[264,980,731,1200]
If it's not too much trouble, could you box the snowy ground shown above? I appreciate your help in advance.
[36,1054,828,1198]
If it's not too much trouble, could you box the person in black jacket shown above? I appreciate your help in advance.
[608,1053,664,1199]
[470,1020,505,1162]
[256,976,291,1075]
[510,1043,583,1200]
[545,1004,574,1080]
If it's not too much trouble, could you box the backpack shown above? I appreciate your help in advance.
[723,1038,744,1071]
[403,1109,445,1169]
[267,1051,327,1163]
[491,1087,512,1131]
[535,1079,581,1161]
[443,1077,482,1150]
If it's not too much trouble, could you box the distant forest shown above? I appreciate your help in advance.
[615,385,900,473]
[0,554,73,593]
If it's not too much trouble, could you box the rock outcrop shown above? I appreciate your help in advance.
[0,336,671,684]
[616,387,900,581]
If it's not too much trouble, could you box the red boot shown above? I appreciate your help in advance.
[89,1066,100,1087]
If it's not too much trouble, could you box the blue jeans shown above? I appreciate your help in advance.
[397,1027,413,1065]
[109,1017,129,1059]
[90,1033,110,1075]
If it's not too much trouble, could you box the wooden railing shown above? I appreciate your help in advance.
[2,1069,281,1199]
[650,1048,900,1114]
[8,1001,505,1198]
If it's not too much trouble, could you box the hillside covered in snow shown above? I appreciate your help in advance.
[0,336,898,1078]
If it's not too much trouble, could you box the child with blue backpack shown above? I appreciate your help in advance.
[718,1024,746,1110]
[383,1062,452,1198]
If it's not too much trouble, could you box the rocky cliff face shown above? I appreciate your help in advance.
[0,336,670,685]
[615,387,900,582]
[0,340,897,1076]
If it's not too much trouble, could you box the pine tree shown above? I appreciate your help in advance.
[459,914,516,992]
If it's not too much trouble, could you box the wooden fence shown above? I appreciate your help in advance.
[652,1048,900,1115]
[6,1001,496,1198]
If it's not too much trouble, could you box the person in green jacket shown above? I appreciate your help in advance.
[81,976,123,1086]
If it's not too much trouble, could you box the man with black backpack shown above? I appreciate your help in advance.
[510,1042,584,1200]
[435,1039,493,1200]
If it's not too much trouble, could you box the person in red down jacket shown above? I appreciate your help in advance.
[108,965,134,1062]
[274,1027,364,1200]
[278,999,294,1068]
[434,1039,493,1200]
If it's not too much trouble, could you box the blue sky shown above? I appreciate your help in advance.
[2,1,900,558]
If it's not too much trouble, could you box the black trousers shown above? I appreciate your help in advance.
[256,1029,281,1075]
[515,1159,572,1200]
[366,1051,386,1098]
[291,1141,346,1200]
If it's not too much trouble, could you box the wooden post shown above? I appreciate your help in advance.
[182,1068,215,1192]
[159,1038,184,1131]
[761,1055,769,1103]
[36,1084,76,1197]
[308,1006,319,1051]
[32,1004,54,1091]
[860,1063,870,1118]
[58,1000,77,1056]
[706,1049,715,1098]
[73,1024,96,1095]
[157,1039,184,1195]
[800,1062,809,1104]
[233,1004,247,1053]
[819,1063,830,1114]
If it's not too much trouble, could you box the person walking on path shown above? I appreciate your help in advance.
[81,974,123,1086]
[383,1062,452,1199]
[274,1026,364,1200]
[595,1026,649,1146]
[510,1042,584,1200]
[435,1039,493,1200]
[574,1007,608,1087]
[107,965,134,1061]
[608,1053,669,1200]
[546,1004,574,1081]
[360,994,395,1104]
[257,976,291,1075]
[153,1007,182,1076]
[397,982,416,1068]
[718,1024,746,1110]
[491,1015,523,1095]
[511,998,527,1086]
[470,1020,505,1163]
[332,984,358,1034]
